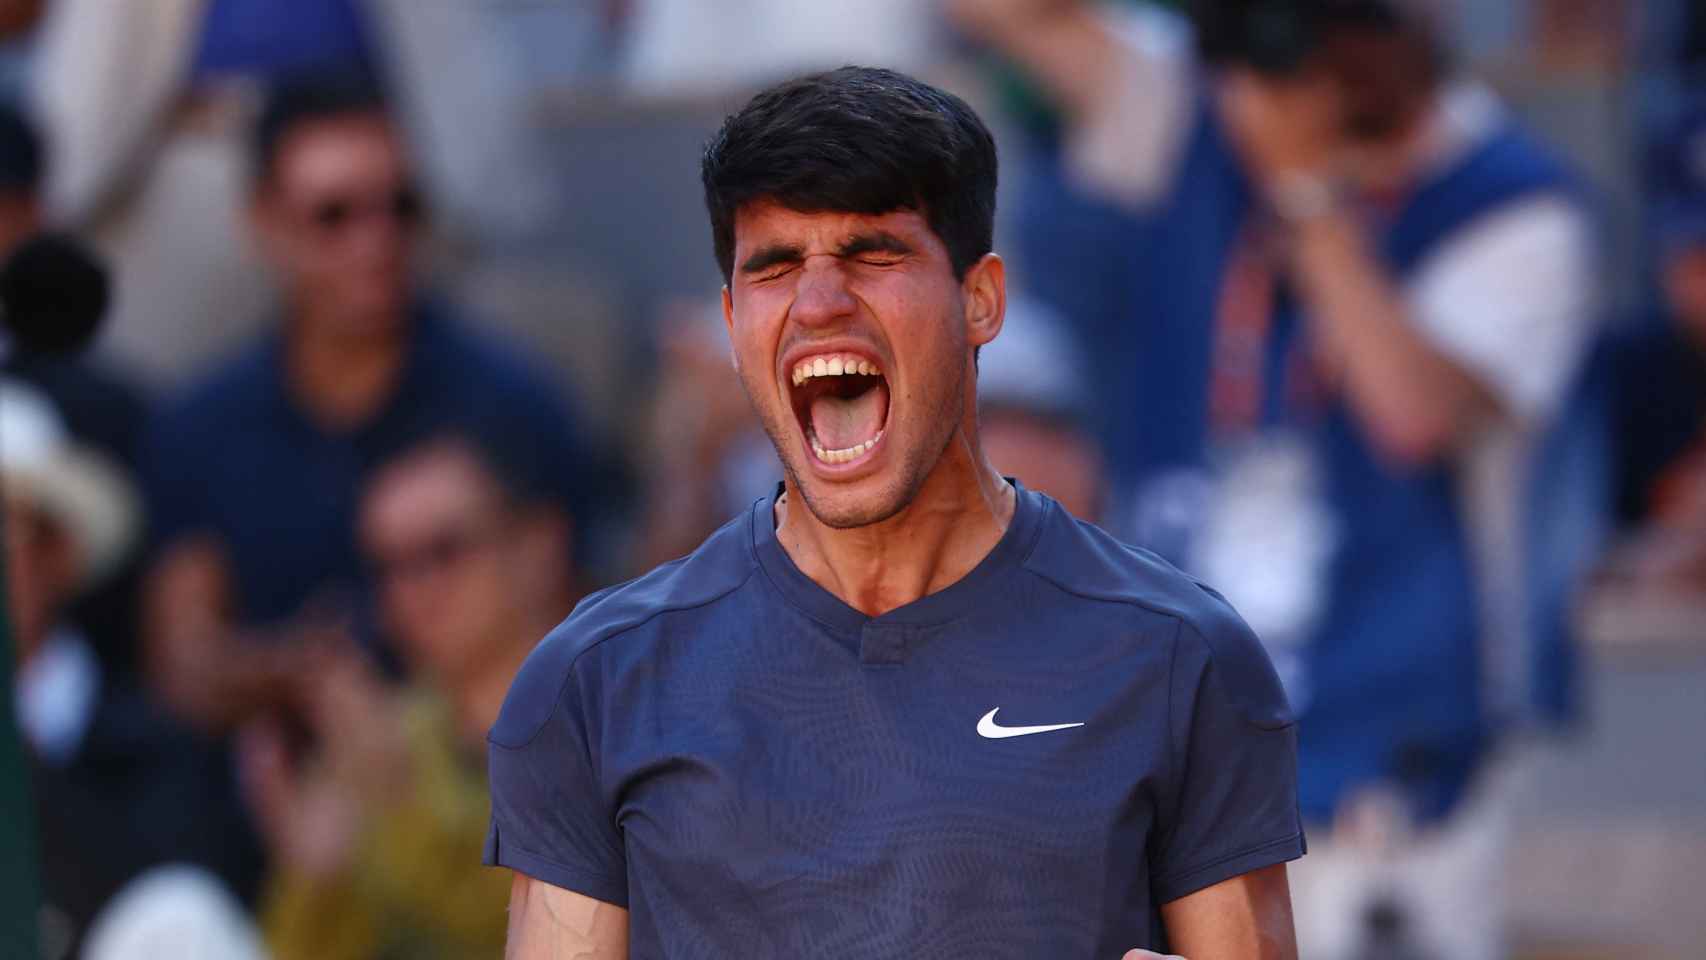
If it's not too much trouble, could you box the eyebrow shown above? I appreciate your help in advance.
[837,231,914,259]
[739,243,805,275]
[737,231,916,275]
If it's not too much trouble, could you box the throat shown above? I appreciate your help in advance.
[775,469,1018,618]
[808,380,889,454]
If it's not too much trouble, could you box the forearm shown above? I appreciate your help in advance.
[1288,211,1495,464]
[505,875,629,960]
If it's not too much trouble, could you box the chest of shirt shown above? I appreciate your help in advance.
[588,595,1179,908]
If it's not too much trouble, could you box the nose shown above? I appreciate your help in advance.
[788,257,857,330]
[346,212,406,262]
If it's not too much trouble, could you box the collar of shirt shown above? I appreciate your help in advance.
[749,481,1046,655]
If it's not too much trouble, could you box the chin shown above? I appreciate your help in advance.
[791,474,910,530]
[780,433,941,531]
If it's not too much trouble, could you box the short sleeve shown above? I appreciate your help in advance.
[1149,606,1305,904]
[1405,195,1598,423]
[485,642,628,907]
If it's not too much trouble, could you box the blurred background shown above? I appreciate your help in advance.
[0,0,1701,958]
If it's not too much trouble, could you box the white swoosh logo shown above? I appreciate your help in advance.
[976,707,1085,739]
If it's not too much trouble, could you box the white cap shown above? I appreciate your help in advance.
[81,865,266,960]
[0,377,139,591]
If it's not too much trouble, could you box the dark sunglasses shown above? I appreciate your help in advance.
[308,185,424,233]
[368,520,505,587]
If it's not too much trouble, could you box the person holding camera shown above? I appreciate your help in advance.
[953,3,1600,958]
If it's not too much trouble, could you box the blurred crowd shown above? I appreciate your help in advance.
[0,1,1703,958]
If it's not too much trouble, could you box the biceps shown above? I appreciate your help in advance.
[1159,864,1297,960]
[505,873,629,960]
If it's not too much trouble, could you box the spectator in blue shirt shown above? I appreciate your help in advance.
[140,73,589,739]
[1606,108,1706,535]
[955,3,1599,958]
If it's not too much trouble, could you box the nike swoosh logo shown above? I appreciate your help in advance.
[976,707,1085,739]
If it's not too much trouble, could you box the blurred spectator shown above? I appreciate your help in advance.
[0,0,42,98]
[244,432,575,960]
[955,2,1599,957]
[2,378,259,956]
[1608,108,1706,533]
[977,296,1106,521]
[635,298,776,569]
[140,73,589,741]
[30,0,556,384]
[0,99,150,680]
[1593,108,1706,594]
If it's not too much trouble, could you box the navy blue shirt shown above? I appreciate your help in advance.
[486,486,1303,957]
[144,306,588,642]
[190,0,375,82]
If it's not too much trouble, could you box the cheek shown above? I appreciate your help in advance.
[728,304,785,386]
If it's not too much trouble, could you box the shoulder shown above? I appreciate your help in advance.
[489,509,760,748]
[1023,497,1242,631]
[1023,499,1289,727]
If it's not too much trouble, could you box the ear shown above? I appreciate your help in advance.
[961,253,1006,349]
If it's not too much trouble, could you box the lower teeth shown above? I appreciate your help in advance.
[811,430,883,464]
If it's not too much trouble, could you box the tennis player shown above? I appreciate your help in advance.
[486,66,1303,959]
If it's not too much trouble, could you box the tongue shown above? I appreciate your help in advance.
[810,381,889,451]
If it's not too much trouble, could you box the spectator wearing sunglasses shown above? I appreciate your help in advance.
[242,430,575,960]
[138,72,591,753]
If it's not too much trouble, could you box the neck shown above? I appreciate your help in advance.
[284,304,407,430]
[775,424,1015,618]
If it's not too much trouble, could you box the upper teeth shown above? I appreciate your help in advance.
[792,354,880,387]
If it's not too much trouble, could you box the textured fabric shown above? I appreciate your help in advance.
[487,486,1303,957]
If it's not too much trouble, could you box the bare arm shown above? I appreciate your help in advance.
[144,536,306,734]
[1218,72,1498,466]
[1154,863,1297,960]
[1288,209,1499,465]
[505,874,629,960]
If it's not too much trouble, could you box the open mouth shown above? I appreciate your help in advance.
[788,353,890,467]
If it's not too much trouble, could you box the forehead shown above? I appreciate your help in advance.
[731,202,945,257]
[270,115,406,193]
[363,449,496,536]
